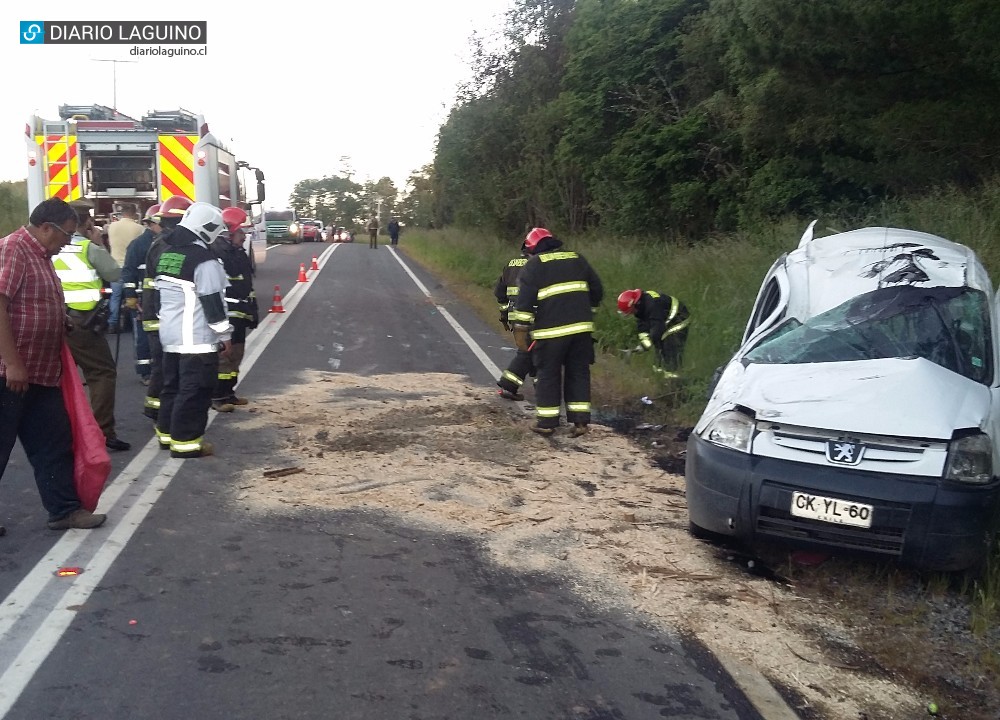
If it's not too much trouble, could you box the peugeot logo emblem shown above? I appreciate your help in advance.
[827,440,864,466]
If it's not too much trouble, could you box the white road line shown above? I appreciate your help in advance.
[0,245,336,718]
[388,247,502,379]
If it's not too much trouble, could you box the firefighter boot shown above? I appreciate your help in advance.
[212,400,235,413]
[569,423,589,438]
[530,425,555,437]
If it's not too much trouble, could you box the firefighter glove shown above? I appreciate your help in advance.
[124,297,139,311]
[499,312,511,331]
[512,323,532,352]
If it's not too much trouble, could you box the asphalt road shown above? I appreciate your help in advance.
[0,238,765,720]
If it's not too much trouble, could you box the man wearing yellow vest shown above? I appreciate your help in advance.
[53,210,131,451]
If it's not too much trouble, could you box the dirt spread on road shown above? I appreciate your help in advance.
[229,370,926,720]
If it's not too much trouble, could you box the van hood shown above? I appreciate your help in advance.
[709,358,990,439]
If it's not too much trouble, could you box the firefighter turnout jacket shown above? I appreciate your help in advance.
[210,236,259,329]
[510,243,603,340]
[493,255,529,325]
[154,227,231,353]
[122,227,156,303]
[633,291,690,352]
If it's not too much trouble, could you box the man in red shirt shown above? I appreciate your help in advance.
[0,198,108,535]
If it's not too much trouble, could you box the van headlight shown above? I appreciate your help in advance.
[702,411,755,453]
[944,433,993,484]
[289,222,299,234]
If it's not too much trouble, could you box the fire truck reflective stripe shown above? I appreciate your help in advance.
[38,134,82,202]
[158,135,197,201]
[63,289,103,303]
[566,402,591,412]
[530,321,595,339]
[536,281,589,300]
[536,406,561,418]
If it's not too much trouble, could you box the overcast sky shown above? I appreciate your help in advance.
[1,0,511,206]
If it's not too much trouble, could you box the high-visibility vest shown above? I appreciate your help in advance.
[53,238,102,311]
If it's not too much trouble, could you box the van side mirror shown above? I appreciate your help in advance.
[256,182,266,203]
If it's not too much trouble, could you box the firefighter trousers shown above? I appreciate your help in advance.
[531,333,594,429]
[654,324,689,374]
[158,351,218,457]
[214,342,246,400]
[65,317,118,440]
[144,331,163,420]
[497,348,535,395]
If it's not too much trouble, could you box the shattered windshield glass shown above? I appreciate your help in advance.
[744,285,993,384]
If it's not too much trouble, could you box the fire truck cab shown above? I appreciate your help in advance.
[25,104,266,269]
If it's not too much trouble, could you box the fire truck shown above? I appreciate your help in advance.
[25,104,267,269]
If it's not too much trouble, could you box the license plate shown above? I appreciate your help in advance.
[790,492,874,528]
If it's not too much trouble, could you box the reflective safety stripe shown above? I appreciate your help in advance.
[509,310,534,323]
[170,437,203,453]
[228,275,244,282]
[155,428,171,446]
[136,359,151,366]
[218,371,239,380]
[662,315,691,337]
[539,252,578,262]
[142,278,155,289]
[638,332,653,349]
[162,343,217,353]
[142,320,160,330]
[667,295,679,322]
[531,321,594,339]
[144,396,161,409]
[506,287,519,296]
[536,406,561,418]
[653,367,681,379]
[497,302,509,310]
[536,281,589,300]
[566,402,591,413]
[501,370,524,386]
[63,288,102,304]
[123,282,137,289]
[228,311,254,320]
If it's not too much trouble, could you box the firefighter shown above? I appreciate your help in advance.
[617,289,691,379]
[493,248,533,401]
[510,227,603,437]
[53,210,131,452]
[139,196,192,422]
[154,202,231,458]
[210,207,259,412]
[122,204,160,386]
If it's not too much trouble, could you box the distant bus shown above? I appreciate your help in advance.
[256,208,301,244]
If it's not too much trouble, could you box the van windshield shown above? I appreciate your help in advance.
[265,211,294,221]
[744,285,993,384]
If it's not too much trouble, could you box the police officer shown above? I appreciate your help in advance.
[493,248,533,401]
[140,195,193,422]
[510,227,603,437]
[53,210,130,451]
[617,288,691,378]
[210,207,259,412]
[154,202,231,458]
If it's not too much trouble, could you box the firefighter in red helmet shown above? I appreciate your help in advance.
[140,195,193,423]
[122,203,161,386]
[210,207,259,412]
[617,288,690,378]
[509,227,603,436]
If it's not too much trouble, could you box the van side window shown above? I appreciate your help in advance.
[749,277,782,334]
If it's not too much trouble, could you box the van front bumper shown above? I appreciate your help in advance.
[685,433,1000,571]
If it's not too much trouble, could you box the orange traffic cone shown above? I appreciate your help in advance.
[297,263,308,282]
[269,285,285,313]
[310,256,319,271]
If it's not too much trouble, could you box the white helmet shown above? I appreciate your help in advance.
[178,202,226,245]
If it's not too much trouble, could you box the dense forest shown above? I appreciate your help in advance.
[428,0,1000,238]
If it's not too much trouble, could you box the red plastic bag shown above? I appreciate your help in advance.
[59,341,111,511]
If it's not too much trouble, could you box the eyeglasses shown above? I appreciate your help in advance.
[47,222,75,238]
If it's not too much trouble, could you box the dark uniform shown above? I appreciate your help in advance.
[122,226,155,383]
[140,229,172,421]
[210,234,258,405]
[510,236,603,433]
[631,291,690,378]
[494,255,534,399]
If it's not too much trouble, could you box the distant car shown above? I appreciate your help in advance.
[686,222,1000,572]
[330,226,353,243]
[300,219,322,242]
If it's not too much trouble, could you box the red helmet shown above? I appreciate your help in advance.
[617,289,642,314]
[143,204,161,223]
[221,207,250,234]
[523,227,552,252]
[158,195,193,218]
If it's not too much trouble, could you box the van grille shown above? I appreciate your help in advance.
[756,481,912,556]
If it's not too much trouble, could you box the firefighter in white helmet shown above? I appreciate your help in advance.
[153,202,232,458]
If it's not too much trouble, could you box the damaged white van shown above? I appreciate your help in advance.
[686,223,1000,571]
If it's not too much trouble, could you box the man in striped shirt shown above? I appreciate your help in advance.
[0,198,107,534]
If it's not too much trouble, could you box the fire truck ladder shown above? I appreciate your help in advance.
[41,121,74,200]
